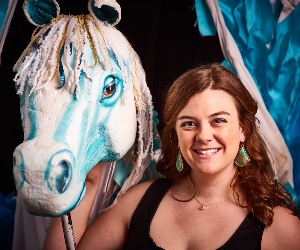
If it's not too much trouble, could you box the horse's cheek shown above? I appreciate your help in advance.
[108,98,137,155]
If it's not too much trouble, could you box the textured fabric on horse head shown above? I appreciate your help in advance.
[12,0,161,217]
[195,0,300,208]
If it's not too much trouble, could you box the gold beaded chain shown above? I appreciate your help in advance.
[193,196,230,210]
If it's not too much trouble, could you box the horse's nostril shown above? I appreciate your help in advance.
[57,160,71,193]
[48,160,72,194]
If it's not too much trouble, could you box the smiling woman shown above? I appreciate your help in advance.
[153,63,300,249]
[175,89,244,178]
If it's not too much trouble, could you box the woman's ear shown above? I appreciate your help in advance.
[239,126,246,142]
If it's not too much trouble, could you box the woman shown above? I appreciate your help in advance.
[43,63,300,249]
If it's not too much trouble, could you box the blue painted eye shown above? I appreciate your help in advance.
[100,74,123,106]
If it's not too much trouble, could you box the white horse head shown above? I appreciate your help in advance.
[12,0,159,216]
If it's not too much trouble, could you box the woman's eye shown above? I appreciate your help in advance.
[213,118,227,125]
[181,121,196,128]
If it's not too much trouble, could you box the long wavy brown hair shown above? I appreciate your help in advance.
[156,63,298,226]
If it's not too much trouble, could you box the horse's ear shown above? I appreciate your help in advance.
[88,0,121,26]
[23,0,60,26]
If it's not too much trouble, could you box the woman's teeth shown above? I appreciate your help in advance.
[197,149,218,155]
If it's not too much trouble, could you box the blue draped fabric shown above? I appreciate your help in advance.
[1,3,18,249]
[0,0,18,64]
[0,192,16,250]
[0,0,9,32]
[195,0,300,206]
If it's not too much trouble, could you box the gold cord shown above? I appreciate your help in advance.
[170,174,196,202]
[170,188,195,202]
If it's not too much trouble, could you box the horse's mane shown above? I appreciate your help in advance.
[14,14,126,95]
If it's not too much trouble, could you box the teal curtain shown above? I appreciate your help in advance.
[0,0,18,64]
[0,0,10,32]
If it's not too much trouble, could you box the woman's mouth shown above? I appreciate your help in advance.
[195,148,218,156]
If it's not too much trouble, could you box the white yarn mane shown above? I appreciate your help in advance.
[13,14,155,200]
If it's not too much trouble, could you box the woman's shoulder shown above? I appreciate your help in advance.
[271,206,300,228]
[124,178,171,196]
[126,179,156,196]
[272,206,300,229]
[111,180,157,209]
[262,206,300,249]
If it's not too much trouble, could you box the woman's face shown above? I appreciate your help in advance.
[175,89,245,177]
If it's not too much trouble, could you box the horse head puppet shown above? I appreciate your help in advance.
[12,0,160,217]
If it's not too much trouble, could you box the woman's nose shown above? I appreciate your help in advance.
[195,124,213,142]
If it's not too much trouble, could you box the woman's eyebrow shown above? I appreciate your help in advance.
[209,111,230,117]
[178,111,230,121]
[177,115,194,121]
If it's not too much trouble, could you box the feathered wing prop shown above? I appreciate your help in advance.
[195,0,300,208]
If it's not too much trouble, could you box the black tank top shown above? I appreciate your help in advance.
[125,178,265,250]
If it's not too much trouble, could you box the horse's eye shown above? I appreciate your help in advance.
[101,77,116,101]
[100,74,123,106]
[103,81,116,97]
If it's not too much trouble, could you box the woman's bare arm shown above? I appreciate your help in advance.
[76,180,153,249]
[262,206,300,249]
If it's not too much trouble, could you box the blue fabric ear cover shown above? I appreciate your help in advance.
[23,0,59,26]
[88,0,121,26]
[91,4,118,24]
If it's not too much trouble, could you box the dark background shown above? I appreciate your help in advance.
[0,0,223,195]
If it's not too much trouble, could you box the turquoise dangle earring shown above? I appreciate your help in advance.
[176,147,184,172]
[235,144,250,167]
